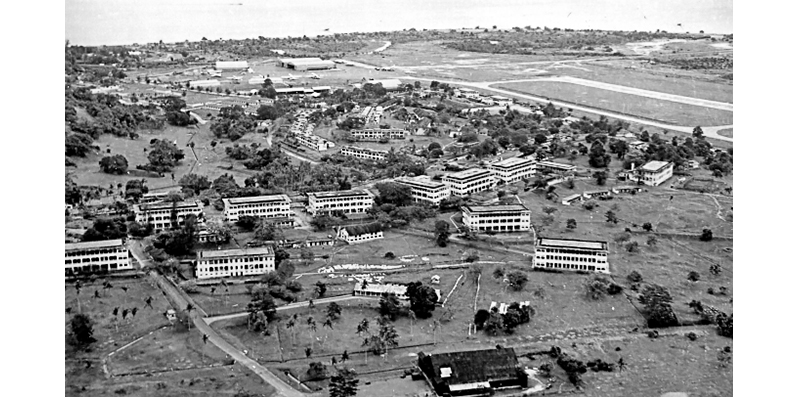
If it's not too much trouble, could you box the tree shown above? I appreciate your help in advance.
[434,220,451,247]
[692,126,705,139]
[310,215,337,231]
[406,281,438,318]
[327,302,342,320]
[329,368,359,397]
[235,215,260,231]
[307,362,328,380]
[642,222,653,232]
[256,105,280,120]
[638,284,679,328]
[700,229,713,241]
[356,318,370,336]
[83,217,128,242]
[145,139,185,172]
[605,210,618,224]
[593,170,607,186]
[375,182,413,206]
[379,293,401,321]
[315,281,327,298]
[688,271,701,282]
[507,271,529,291]
[69,313,96,347]
[627,271,643,283]
[588,141,611,168]
[566,218,577,230]
[646,235,658,247]
[474,309,490,329]
[625,241,640,253]
[710,264,722,276]
[99,155,129,174]
[178,173,211,195]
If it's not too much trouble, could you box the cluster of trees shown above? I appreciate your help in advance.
[583,275,623,300]
[99,154,129,175]
[371,182,438,228]
[655,56,733,70]
[137,139,185,173]
[210,105,260,141]
[637,283,679,328]
[82,217,128,242]
[473,302,535,335]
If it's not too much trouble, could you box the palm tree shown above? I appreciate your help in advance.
[286,318,296,346]
[185,303,194,329]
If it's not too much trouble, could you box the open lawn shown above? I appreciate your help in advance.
[717,128,733,138]
[65,278,172,357]
[494,81,733,127]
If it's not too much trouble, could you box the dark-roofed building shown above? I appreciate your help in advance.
[533,237,610,273]
[418,347,527,396]
[337,222,384,244]
[277,57,336,71]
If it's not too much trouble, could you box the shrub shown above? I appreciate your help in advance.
[384,252,395,259]
[582,200,597,210]
[700,228,713,241]
[584,275,622,300]
[627,271,643,283]
[688,271,700,282]
[625,241,640,253]
[507,271,529,291]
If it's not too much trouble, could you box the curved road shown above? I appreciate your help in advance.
[398,76,733,142]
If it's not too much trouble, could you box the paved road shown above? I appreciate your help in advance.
[128,243,309,397]
[205,295,377,325]
[485,76,733,111]
[398,76,733,142]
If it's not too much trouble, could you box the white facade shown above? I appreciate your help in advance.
[532,238,610,274]
[295,133,335,151]
[395,176,451,205]
[189,79,221,88]
[134,201,204,233]
[223,195,292,222]
[353,282,408,300]
[215,61,249,70]
[195,246,275,280]
[636,161,674,186]
[488,157,536,183]
[340,146,388,161]
[350,128,407,142]
[536,161,577,174]
[307,189,375,216]
[65,239,131,277]
[442,168,497,197]
[337,225,384,244]
[461,204,531,233]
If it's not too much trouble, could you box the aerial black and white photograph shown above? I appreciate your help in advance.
[50,0,747,396]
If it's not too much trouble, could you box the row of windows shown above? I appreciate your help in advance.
[472,225,525,231]
[444,177,494,187]
[227,203,289,210]
[312,198,372,204]
[538,248,606,256]
[471,218,527,224]
[346,232,383,241]
[65,248,125,257]
[65,256,125,264]
[199,263,270,272]
[540,255,604,263]
[138,209,201,216]
[230,208,290,216]
[537,262,602,271]
[200,256,272,265]
[66,263,126,275]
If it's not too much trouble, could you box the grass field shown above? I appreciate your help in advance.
[717,128,733,138]
[494,81,733,126]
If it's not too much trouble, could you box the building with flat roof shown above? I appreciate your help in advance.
[189,79,221,88]
[461,204,531,233]
[634,161,674,186]
[215,61,249,70]
[65,239,131,278]
[223,195,292,223]
[340,146,388,162]
[306,189,375,217]
[350,128,407,142]
[561,193,582,206]
[195,246,275,279]
[277,57,336,71]
[337,223,384,244]
[533,237,610,273]
[487,157,536,184]
[582,189,611,199]
[442,168,497,197]
[354,282,408,300]
[294,132,335,151]
[536,160,577,174]
[612,186,643,194]
[417,347,526,396]
[133,200,204,233]
[395,175,451,206]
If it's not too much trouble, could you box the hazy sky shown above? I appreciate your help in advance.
[66,0,733,46]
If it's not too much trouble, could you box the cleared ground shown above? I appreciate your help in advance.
[494,81,733,126]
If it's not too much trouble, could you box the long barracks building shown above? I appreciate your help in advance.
[65,239,131,278]
[488,157,536,183]
[441,168,497,197]
[223,195,293,225]
[195,246,275,280]
[395,175,451,206]
[350,128,407,142]
[461,204,531,233]
[306,189,375,217]
[533,237,610,274]
[133,200,204,233]
[340,146,388,161]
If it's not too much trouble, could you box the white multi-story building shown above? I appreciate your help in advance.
[350,128,407,142]
[195,246,275,280]
[307,189,375,216]
[536,161,577,174]
[488,157,537,184]
[337,223,384,244]
[223,195,293,224]
[65,239,131,278]
[532,237,610,274]
[295,133,335,151]
[133,200,204,233]
[441,168,497,197]
[340,146,388,161]
[395,175,451,206]
[461,204,532,233]
[635,161,674,186]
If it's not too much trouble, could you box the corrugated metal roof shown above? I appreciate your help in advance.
[65,239,125,251]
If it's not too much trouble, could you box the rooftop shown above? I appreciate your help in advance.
[65,239,125,251]
[224,195,291,205]
[444,168,493,181]
[342,146,388,154]
[308,189,372,199]
[137,200,202,211]
[198,246,274,259]
[421,347,520,387]
[463,204,529,213]
[490,157,534,169]
[396,175,447,189]
[537,237,607,251]
[641,161,672,172]
[537,161,576,169]
[355,282,407,296]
